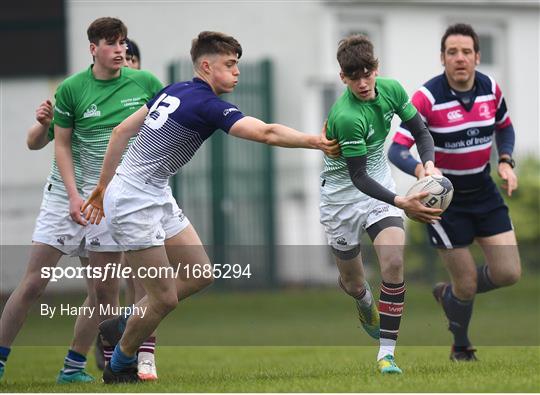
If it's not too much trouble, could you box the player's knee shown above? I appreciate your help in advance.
[19,277,47,302]
[155,291,178,316]
[493,267,521,287]
[94,281,119,304]
[454,280,477,300]
[340,279,365,297]
[200,274,214,288]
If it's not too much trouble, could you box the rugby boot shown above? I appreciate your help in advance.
[103,363,140,384]
[377,354,403,374]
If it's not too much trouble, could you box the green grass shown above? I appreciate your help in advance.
[1,276,539,392]
[2,346,539,392]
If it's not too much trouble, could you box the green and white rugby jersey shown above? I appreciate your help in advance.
[321,77,417,204]
[51,66,162,194]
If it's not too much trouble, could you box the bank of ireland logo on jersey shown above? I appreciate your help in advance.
[83,104,101,118]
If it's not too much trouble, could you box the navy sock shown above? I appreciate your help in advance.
[62,349,86,375]
[110,345,137,373]
[476,265,498,294]
[0,346,10,370]
[442,285,473,347]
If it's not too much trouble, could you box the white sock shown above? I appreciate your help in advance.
[137,351,155,363]
[377,338,396,361]
[357,288,373,306]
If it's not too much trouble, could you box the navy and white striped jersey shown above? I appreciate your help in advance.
[117,78,244,188]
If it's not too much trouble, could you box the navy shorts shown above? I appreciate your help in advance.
[427,179,513,249]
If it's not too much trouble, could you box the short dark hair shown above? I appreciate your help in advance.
[336,35,379,80]
[126,39,140,60]
[87,17,127,45]
[190,31,242,64]
[441,23,480,53]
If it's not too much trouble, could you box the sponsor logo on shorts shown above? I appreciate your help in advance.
[336,237,347,246]
[56,236,66,245]
[90,237,100,246]
[178,212,186,222]
[155,231,164,240]
[372,205,390,216]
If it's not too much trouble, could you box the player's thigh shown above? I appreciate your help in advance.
[476,230,521,283]
[125,245,177,308]
[22,242,64,287]
[164,224,211,280]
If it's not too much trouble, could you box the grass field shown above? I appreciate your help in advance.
[2,346,539,392]
[1,276,539,392]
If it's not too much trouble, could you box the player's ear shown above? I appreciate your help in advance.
[475,51,480,66]
[440,52,445,66]
[89,42,97,57]
[200,58,212,75]
[339,71,346,84]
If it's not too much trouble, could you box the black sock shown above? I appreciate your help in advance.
[379,281,405,341]
[442,285,473,347]
[476,265,498,294]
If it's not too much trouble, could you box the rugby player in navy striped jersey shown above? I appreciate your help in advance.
[388,23,521,362]
[82,31,339,383]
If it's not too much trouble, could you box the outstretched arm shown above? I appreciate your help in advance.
[229,116,340,157]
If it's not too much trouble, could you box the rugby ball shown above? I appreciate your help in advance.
[406,175,454,211]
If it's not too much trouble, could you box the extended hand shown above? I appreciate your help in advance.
[498,162,518,197]
[81,185,106,225]
[415,161,442,179]
[395,192,442,224]
[319,120,340,158]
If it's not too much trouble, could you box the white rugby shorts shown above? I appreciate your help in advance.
[103,174,190,251]
[320,199,403,251]
[32,182,87,257]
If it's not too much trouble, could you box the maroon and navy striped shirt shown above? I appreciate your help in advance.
[392,71,512,191]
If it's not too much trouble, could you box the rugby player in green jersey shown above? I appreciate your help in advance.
[320,35,441,374]
[53,18,163,381]
[0,18,162,384]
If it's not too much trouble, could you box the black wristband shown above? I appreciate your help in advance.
[498,157,515,168]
